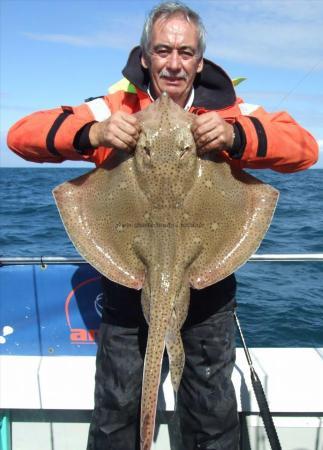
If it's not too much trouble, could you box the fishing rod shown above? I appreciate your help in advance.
[234,311,282,450]
[274,59,322,109]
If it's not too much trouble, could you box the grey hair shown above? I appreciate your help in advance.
[140,1,206,59]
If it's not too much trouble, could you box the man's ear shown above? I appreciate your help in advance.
[141,54,149,69]
[197,58,204,73]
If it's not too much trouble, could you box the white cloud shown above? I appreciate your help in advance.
[23,32,98,47]
[22,1,323,70]
[23,0,323,71]
[203,0,323,69]
[22,14,143,51]
[23,30,137,50]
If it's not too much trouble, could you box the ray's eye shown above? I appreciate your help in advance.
[143,145,150,157]
[180,144,191,158]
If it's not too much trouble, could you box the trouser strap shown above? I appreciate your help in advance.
[234,311,282,450]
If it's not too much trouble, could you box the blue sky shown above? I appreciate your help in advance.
[1,0,322,168]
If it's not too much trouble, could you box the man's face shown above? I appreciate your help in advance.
[141,15,203,108]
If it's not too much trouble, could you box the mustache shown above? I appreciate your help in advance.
[159,69,188,80]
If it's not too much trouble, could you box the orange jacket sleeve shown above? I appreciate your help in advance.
[7,100,110,164]
[230,102,319,173]
[7,95,319,172]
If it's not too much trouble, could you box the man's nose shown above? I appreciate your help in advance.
[167,51,181,71]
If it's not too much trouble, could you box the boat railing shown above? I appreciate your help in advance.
[1,253,323,265]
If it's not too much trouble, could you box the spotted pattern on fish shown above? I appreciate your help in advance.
[53,92,279,450]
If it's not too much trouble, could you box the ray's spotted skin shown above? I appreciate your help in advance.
[53,93,279,450]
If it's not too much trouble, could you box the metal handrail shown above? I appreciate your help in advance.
[0,254,323,265]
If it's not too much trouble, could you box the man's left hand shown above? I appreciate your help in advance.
[191,111,234,155]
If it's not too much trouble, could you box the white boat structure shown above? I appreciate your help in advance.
[0,255,322,450]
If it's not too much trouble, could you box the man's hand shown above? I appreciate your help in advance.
[191,111,234,156]
[89,111,141,152]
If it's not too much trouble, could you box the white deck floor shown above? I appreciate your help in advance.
[1,348,322,449]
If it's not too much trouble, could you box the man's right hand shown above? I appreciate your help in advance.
[89,111,141,152]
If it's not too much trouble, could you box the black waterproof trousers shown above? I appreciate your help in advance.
[87,276,239,450]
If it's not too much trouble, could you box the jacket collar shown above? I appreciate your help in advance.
[122,46,236,110]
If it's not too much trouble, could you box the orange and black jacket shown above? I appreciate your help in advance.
[7,46,318,172]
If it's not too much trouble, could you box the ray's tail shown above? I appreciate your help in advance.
[140,316,167,450]
[139,267,191,450]
[140,323,186,450]
[165,315,185,393]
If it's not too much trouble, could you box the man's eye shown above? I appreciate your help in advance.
[157,50,169,57]
[180,50,194,58]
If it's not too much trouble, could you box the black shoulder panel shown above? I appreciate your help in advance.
[84,96,104,102]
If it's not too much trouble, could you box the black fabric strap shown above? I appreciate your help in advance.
[229,122,247,159]
[234,311,282,450]
[248,116,268,157]
[73,121,97,154]
[46,109,73,156]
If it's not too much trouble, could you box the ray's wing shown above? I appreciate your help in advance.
[53,155,147,289]
[186,157,279,289]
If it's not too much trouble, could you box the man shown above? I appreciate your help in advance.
[7,2,318,449]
